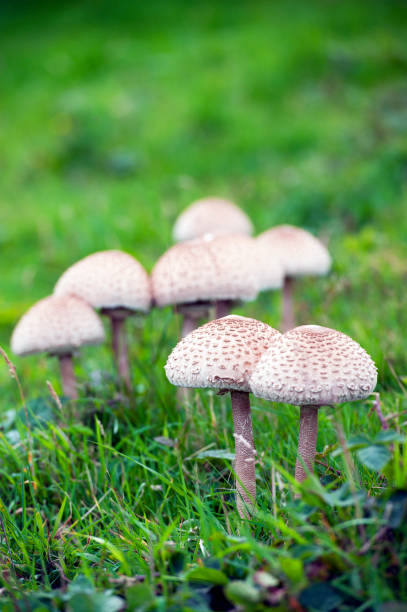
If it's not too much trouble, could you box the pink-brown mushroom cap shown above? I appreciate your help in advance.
[173,197,253,242]
[257,225,331,277]
[165,315,281,392]
[11,295,105,357]
[54,250,151,312]
[152,234,260,307]
[249,324,377,405]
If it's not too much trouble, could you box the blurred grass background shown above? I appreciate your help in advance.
[1,0,407,386]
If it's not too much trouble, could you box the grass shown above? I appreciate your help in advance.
[1,0,407,609]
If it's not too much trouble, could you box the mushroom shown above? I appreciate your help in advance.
[11,295,105,399]
[165,315,281,518]
[151,234,260,337]
[173,197,253,242]
[249,325,377,485]
[54,250,151,389]
[256,226,331,331]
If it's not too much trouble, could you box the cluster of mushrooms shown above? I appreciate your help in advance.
[10,197,377,518]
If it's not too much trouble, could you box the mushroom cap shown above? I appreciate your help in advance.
[173,197,253,242]
[54,250,151,312]
[11,295,105,357]
[152,234,260,307]
[249,324,377,406]
[254,240,284,291]
[256,225,331,277]
[165,315,281,392]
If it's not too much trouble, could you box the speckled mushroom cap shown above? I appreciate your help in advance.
[11,295,105,357]
[173,197,253,242]
[249,325,377,406]
[54,250,151,312]
[256,225,331,277]
[152,234,260,307]
[254,240,284,291]
[165,315,281,392]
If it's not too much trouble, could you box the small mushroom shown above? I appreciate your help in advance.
[249,325,377,485]
[173,197,253,242]
[11,295,105,399]
[54,250,151,389]
[256,226,331,331]
[165,315,281,518]
[152,234,260,337]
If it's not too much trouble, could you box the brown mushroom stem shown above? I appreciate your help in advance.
[215,300,234,319]
[181,312,198,338]
[231,390,256,518]
[282,276,295,332]
[295,405,319,483]
[108,313,131,390]
[58,354,78,399]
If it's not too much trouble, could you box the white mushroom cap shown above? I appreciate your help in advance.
[165,315,281,392]
[254,240,284,291]
[54,250,151,312]
[11,295,105,357]
[256,225,331,277]
[152,234,260,307]
[249,324,377,406]
[173,197,253,242]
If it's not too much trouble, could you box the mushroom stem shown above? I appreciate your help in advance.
[58,354,78,399]
[109,314,131,390]
[215,300,233,319]
[231,390,256,518]
[295,405,319,483]
[181,312,197,338]
[282,276,295,332]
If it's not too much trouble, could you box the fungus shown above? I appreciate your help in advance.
[54,250,151,389]
[249,325,377,484]
[11,295,105,399]
[173,197,253,243]
[152,234,260,336]
[165,315,281,518]
[256,226,331,331]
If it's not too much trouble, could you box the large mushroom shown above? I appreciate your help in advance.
[249,325,377,485]
[54,250,151,389]
[173,197,253,242]
[256,226,331,331]
[165,315,281,518]
[11,295,105,399]
[152,234,260,337]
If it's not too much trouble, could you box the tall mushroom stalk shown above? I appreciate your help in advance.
[231,390,257,516]
[11,295,105,400]
[54,250,151,391]
[250,325,378,488]
[165,315,281,519]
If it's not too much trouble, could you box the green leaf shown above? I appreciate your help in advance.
[186,566,228,586]
[225,581,260,604]
[126,584,155,610]
[280,558,304,584]
[374,430,405,443]
[357,445,391,471]
[299,582,343,611]
[196,449,235,461]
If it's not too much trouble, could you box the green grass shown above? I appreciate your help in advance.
[1,0,407,609]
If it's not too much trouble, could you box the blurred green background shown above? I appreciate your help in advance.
[1,0,407,386]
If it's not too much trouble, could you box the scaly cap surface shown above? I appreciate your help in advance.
[257,225,331,277]
[250,324,377,405]
[173,197,253,242]
[165,315,281,392]
[11,295,105,356]
[152,234,260,307]
[54,250,151,312]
